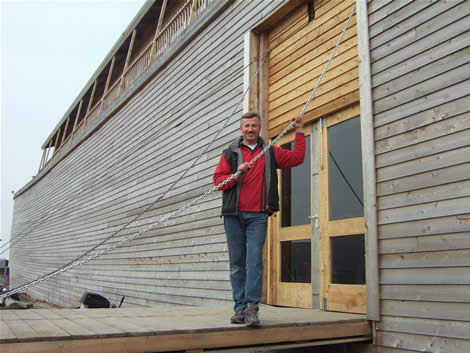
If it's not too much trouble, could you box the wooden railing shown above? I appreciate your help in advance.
[40,0,214,171]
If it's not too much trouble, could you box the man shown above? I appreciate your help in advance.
[213,111,305,327]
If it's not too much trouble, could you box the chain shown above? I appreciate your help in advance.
[0,48,271,300]
[1,5,355,300]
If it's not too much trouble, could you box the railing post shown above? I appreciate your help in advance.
[119,30,137,95]
[60,117,71,146]
[53,127,62,154]
[100,56,116,111]
[72,99,83,136]
[149,0,168,64]
[189,0,199,24]
[38,148,47,172]
[85,80,97,126]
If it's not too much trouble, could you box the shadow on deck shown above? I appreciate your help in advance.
[0,304,371,353]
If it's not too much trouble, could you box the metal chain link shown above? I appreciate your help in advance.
[1,5,355,300]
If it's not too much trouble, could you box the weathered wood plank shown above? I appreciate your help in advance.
[376,145,470,183]
[380,249,470,268]
[381,300,470,321]
[377,316,470,340]
[372,31,470,88]
[401,213,461,248]
[380,267,470,285]
[377,127,470,169]
[374,79,470,128]
[378,196,470,225]
[374,62,470,115]
[369,0,452,46]
[371,10,470,70]
[22,318,71,339]
[376,112,470,155]
[0,322,16,340]
[377,163,470,197]
[377,331,470,353]
[379,232,470,254]
[367,0,410,28]
[378,179,470,210]
[380,284,470,304]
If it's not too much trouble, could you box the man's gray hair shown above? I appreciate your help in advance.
[240,112,261,125]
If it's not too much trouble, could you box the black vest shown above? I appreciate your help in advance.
[221,136,279,216]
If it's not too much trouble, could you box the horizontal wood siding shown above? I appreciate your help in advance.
[268,0,359,137]
[368,0,470,352]
[9,0,285,308]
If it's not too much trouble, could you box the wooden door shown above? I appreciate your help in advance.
[269,127,313,308]
[319,104,366,313]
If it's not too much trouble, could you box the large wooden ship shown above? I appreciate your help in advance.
[8,1,470,352]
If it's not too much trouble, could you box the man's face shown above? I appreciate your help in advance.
[240,117,261,145]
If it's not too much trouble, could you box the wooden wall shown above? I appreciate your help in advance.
[367,0,470,351]
[9,0,286,308]
[268,0,358,137]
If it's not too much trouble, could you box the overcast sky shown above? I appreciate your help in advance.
[1,0,147,259]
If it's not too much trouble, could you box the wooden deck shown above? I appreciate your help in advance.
[0,305,371,353]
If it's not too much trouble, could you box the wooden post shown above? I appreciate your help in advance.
[356,0,380,322]
[100,56,116,111]
[38,148,47,172]
[44,140,51,165]
[53,128,62,153]
[149,0,168,64]
[85,80,97,125]
[72,99,83,134]
[60,117,71,145]
[188,0,199,24]
[119,30,137,94]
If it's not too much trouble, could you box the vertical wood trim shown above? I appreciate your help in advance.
[119,30,137,94]
[38,148,47,172]
[261,31,271,304]
[150,0,169,62]
[85,80,97,125]
[72,99,83,133]
[311,121,321,309]
[356,0,380,322]
[60,117,71,145]
[260,33,269,141]
[44,140,51,164]
[101,56,116,111]
[189,0,199,24]
[243,31,252,114]
[53,129,61,153]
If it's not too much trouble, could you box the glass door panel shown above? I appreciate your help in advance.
[319,105,367,314]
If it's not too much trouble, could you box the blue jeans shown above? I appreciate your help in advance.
[224,212,268,312]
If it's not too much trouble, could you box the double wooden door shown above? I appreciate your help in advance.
[268,105,366,314]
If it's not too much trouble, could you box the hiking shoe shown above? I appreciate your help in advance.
[230,309,246,324]
[245,303,260,327]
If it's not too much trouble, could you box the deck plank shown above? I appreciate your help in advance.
[23,318,71,339]
[0,306,370,353]
[0,322,16,340]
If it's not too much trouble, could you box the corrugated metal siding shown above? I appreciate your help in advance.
[9,0,285,308]
[369,0,470,351]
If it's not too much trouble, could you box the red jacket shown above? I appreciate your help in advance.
[213,133,305,213]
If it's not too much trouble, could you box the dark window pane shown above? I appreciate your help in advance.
[328,116,364,221]
[281,240,311,283]
[281,135,311,227]
[331,234,365,284]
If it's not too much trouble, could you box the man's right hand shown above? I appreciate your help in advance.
[236,162,250,179]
